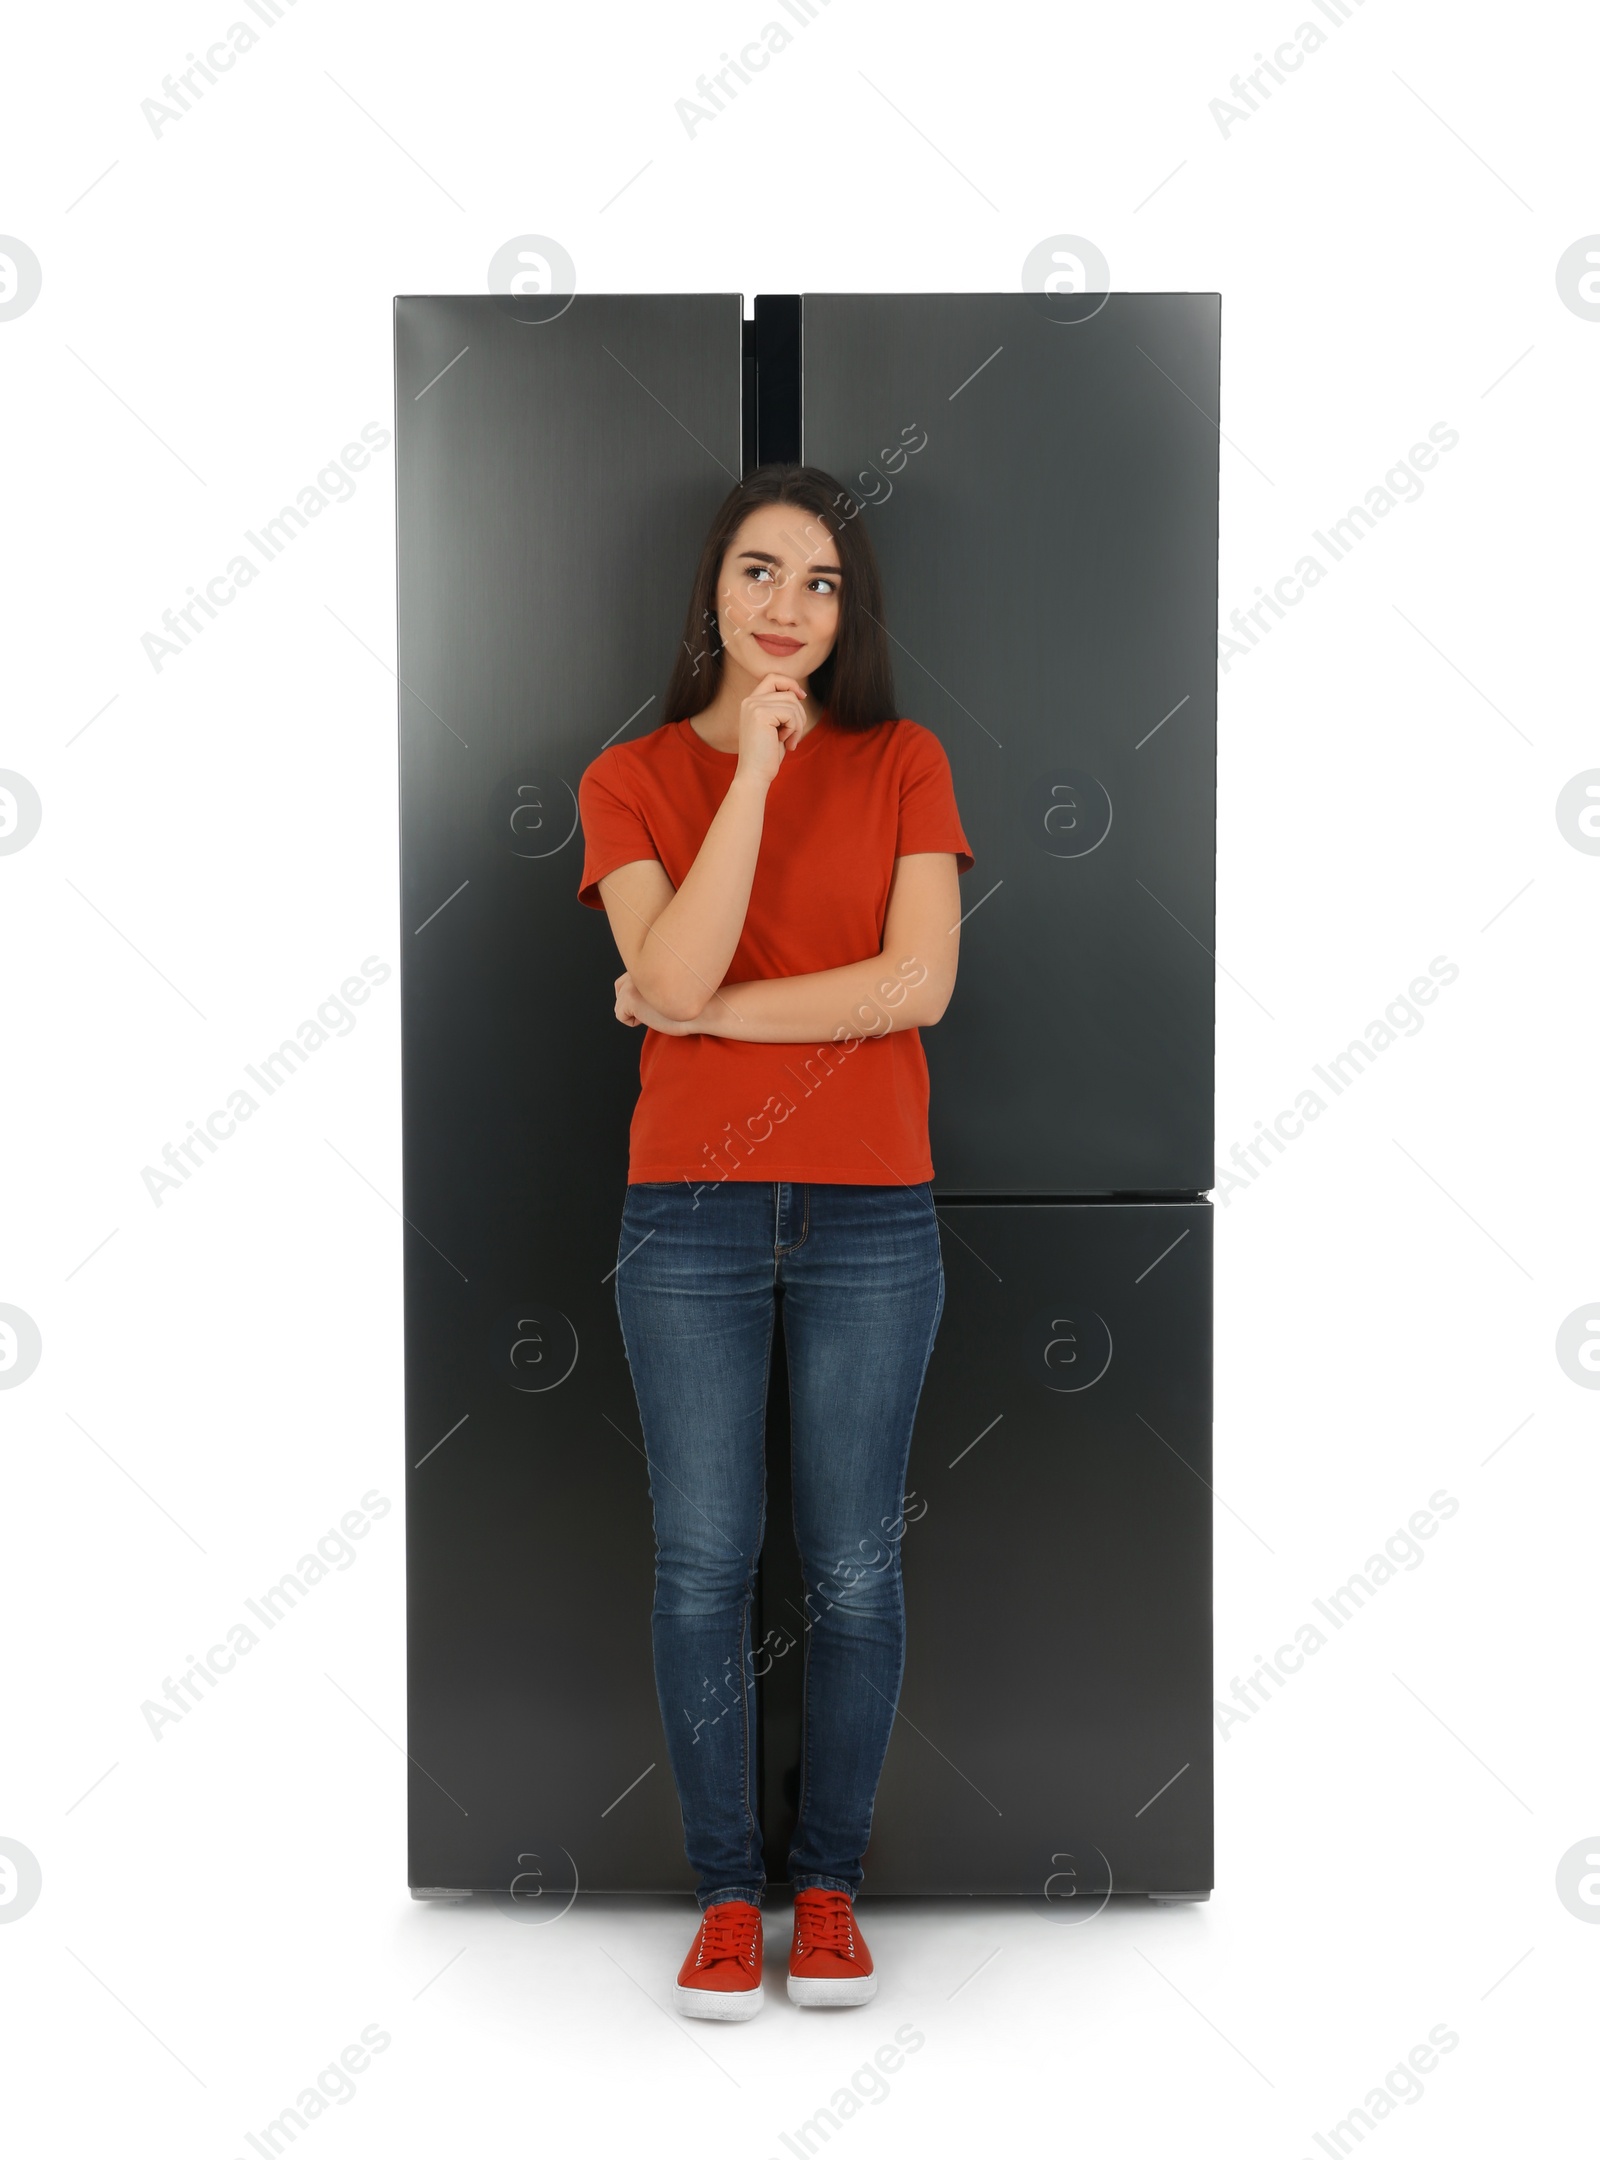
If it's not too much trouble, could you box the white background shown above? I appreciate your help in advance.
[2,0,1595,2152]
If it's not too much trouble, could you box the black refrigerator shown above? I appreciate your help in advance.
[395,290,1218,1908]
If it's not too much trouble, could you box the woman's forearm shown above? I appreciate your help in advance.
[632,773,769,1020]
[694,949,944,1042]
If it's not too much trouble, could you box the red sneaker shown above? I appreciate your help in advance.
[787,1888,877,2007]
[674,1899,764,2020]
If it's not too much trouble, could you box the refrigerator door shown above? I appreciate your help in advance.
[395,295,743,1894]
[853,1199,1214,1896]
[800,293,1220,1198]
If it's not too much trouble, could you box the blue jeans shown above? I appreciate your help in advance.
[614,1178,946,1910]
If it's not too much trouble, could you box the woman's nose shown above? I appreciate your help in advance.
[763,572,800,622]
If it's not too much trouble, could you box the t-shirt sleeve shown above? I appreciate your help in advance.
[896,722,974,873]
[576,751,661,909]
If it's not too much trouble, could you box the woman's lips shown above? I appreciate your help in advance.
[753,634,803,654]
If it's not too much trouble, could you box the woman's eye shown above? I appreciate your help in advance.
[743,565,835,595]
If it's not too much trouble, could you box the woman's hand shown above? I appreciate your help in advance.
[614,971,700,1036]
[736,672,809,788]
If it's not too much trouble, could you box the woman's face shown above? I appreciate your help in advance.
[714,502,842,689]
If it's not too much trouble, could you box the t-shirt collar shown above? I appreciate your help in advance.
[677,709,832,764]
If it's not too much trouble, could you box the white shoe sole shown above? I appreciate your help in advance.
[787,1972,878,2007]
[674,1981,764,2021]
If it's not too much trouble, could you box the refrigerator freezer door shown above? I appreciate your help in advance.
[800,293,1220,1197]
[761,1198,1214,1896]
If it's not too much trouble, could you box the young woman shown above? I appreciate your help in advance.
[576,463,973,2020]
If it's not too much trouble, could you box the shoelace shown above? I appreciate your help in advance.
[793,1894,858,1962]
[697,1903,760,1968]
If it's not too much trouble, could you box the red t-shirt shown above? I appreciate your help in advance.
[577,712,974,1187]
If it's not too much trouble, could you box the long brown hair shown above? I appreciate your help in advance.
[660,465,898,733]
